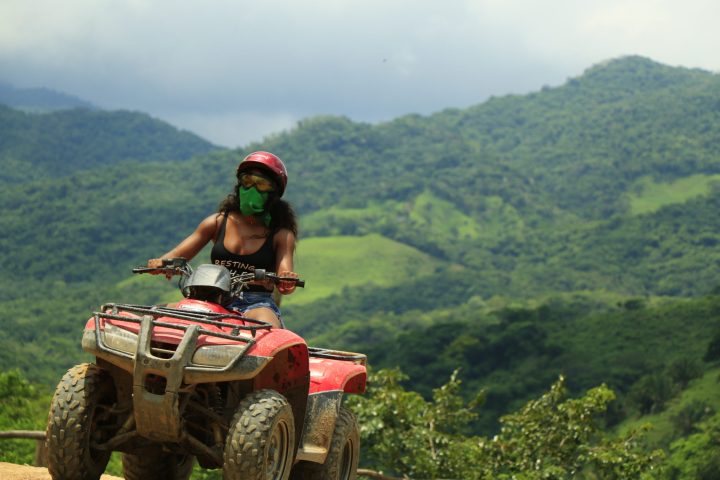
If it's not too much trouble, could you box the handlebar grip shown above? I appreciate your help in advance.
[132,266,179,275]
[132,267,155,274]
[276,276,305,288]
[252,269,304,287]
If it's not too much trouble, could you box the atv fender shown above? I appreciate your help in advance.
[251,341,311,452]
[296,357,367,463]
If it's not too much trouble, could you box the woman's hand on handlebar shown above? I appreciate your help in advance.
[147,258,164,269]
[146,258,174,279]
[277,270,299,294]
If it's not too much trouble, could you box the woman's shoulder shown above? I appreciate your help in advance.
[273,227,296,246]
[200,212,225,224]
[198,212,225,235]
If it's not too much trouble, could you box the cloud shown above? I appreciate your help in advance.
[1,0,718,146]
[166,110,299,149]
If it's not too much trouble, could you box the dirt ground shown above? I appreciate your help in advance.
[0,462,123,480]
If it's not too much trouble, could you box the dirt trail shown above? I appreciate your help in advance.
[0,462,123,480]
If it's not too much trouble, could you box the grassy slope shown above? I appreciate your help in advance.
[286,234,445,305]
[628,174,720,215]
[301,190,486,241]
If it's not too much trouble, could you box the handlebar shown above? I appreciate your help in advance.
[132,261,304,288]
[132,258,189,276]
[253,269,305,288]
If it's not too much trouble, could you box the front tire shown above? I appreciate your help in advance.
[223,389,295,480]
[46,363,116,480]
[291,407,360,480]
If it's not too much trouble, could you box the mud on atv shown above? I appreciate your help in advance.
[45,259,367,480]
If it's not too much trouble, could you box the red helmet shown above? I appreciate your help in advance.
[236,151,288,196]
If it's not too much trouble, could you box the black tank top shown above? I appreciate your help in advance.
[211,213,276,292]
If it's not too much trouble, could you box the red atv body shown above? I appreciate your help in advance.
[45,271,366,480]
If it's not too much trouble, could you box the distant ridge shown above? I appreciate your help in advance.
[0,105,220,183]
[0,81,96,112]
[576,55,713,92]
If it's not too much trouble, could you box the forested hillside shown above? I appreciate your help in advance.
[0,104,219,183]
[2,55,720,476]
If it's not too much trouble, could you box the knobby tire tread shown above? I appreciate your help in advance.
[46,363,112,480]
[223,389,295,480]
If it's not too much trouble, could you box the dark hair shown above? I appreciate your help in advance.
[218,183,298,237]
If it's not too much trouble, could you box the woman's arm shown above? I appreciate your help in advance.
[147,214,220,268]
[274,228,297,294]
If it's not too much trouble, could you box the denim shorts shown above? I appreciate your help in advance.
[226,291,284,327]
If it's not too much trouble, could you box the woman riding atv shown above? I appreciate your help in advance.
[147,151,299,328]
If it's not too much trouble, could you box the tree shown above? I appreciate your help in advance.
[661,412,720,480]
[346,368,484,479]
[348,369,663,479]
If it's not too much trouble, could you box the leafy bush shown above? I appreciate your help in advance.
[671,400,715,437]
[629,372,676,415]
[349,369,663,479]
[662,412,720,480]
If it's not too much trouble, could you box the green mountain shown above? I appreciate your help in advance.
[0,82,96,111]
[4,57,720,295]
[2,56,720,449]
[0,104,220,184]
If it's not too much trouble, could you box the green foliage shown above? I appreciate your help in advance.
[670,400,715,437]
[667,358,704,390]
[485,377,664,479]
[333,295,720,435]
[0,104,219,184]
[0,370,50,464]
[628,174,720,215]
[347,368,483,478]
[349,369,663,479]
[661,411,720,479]
[616,366,720,452]
[628,372,676,416]
[703,324,720,363]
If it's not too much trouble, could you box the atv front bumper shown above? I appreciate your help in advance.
[83,311,271,442]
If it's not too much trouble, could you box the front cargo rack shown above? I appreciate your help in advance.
[94,304,366,365]
[97,302,272,342]
[90,303,276,372]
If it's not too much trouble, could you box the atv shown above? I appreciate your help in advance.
[45,259,367,480]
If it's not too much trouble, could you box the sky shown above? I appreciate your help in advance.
[1,0,718,147]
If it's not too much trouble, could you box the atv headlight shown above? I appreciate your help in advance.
[102,323,139,354]
[192,345,246,367]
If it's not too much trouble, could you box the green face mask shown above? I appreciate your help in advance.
[238,186,272,225]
